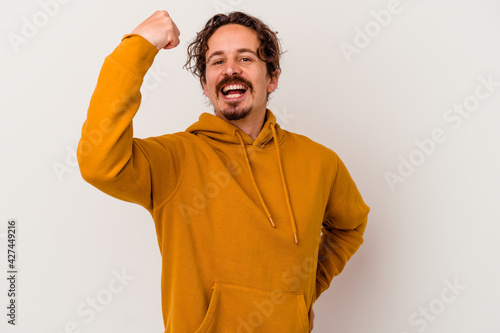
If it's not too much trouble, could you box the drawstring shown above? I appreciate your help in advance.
[270,124,298,244]
[235,126,299,244]
[235,131,276,228]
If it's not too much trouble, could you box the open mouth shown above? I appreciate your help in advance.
[220,84,249,100]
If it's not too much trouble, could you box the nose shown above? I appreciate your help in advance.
[223,58,242,76]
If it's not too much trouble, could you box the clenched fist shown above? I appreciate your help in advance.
[131,10,181,50]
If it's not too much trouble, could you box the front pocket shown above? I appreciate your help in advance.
[194,283,222,333]
[194,281,310,333]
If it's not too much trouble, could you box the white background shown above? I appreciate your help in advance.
[1,0,500,332]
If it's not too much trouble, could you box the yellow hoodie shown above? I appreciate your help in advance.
[77,34,370,333]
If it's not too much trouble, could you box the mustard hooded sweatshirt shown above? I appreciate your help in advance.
[77,34,370,333]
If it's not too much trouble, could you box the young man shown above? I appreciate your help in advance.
[77,10,369,332]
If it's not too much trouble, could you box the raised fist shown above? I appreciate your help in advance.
[131,10,181,50]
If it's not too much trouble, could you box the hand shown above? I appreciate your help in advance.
[131,10,181,50]
[310,307,315,331]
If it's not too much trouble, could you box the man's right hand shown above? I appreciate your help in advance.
[131,10,181,50]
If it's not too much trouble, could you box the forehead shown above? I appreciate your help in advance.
[206,24,260,56]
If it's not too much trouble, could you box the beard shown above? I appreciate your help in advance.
[213,74,254,121]
[219,102,252,121]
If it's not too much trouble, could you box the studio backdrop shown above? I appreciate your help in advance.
[1,0,499,332]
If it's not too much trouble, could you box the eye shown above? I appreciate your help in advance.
[240,57,251,62]
[212,59,224,66]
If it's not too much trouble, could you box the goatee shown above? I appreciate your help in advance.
[214,74,254,121]
[221,104,252,121]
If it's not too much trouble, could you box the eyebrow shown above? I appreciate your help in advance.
[206,48,258,63]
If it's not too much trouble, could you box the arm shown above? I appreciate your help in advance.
[77,11,182,210]
[313,153,370,302]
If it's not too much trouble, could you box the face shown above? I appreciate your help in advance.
[202,24,279,121]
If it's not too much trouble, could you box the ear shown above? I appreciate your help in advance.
[201,77,208,96]
[267,70,280,94]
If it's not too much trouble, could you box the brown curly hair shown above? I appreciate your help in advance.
[184,12,283,86]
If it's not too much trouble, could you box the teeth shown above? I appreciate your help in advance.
[226,93,242,99]
[222,84,247,93]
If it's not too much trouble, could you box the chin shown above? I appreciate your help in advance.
[217,103,252,121]
[221,109,251,121]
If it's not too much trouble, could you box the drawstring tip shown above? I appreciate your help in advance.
[293,233,298,244]
[268,216,276,228]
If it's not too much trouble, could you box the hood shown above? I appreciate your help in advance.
[185,109,299,244]
[185,108,284,148]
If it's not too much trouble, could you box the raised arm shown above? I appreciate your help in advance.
[77,11,182,211]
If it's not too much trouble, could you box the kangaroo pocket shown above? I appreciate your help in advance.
[194,281,310,333]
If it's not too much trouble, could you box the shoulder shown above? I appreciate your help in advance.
[136,131,193,145]
[133,131,213,156]
[282,129,340,162]
[131,132,192,155]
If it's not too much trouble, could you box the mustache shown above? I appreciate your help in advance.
[216,75,253,93]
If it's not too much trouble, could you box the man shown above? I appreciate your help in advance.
[77,10,369,332]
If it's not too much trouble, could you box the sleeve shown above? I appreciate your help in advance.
[77,34,183,212]
[313,153,370,303]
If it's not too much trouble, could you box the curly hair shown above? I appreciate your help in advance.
[184,12,283,86]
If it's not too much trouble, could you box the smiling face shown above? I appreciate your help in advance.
[202,24,279,121]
